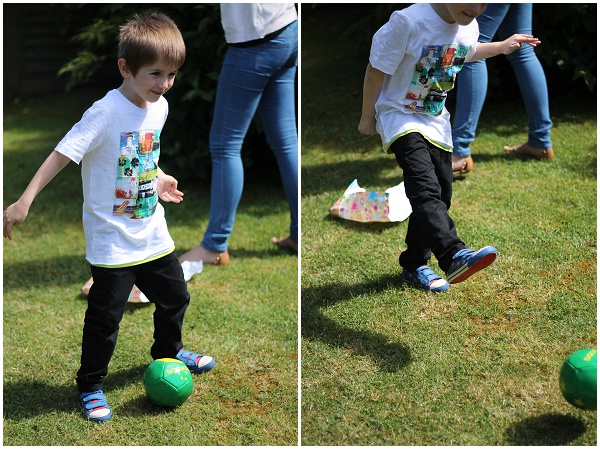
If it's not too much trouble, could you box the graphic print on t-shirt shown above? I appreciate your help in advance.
[404,44,470,115]
[114,130,160,219]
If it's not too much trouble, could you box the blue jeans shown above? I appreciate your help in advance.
[452,3,553,158]
[201,21,298,253]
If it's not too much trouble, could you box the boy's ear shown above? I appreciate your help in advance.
[118,58,131,78]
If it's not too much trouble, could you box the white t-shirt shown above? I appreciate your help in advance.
[370,3,479,152]
[220,3,297,44]
[55,89,175,266]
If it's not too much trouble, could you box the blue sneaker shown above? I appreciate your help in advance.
[446,246,498,284]
[176,349,216,374]
[80,390,112,422]
[402,265,449,293]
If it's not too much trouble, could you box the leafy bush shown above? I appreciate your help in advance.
[531,3,597,92]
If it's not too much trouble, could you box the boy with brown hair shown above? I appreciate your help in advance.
[358,4,541,292]
[3,11,214,422]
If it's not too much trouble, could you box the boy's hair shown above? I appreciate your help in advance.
[118,11,186,76]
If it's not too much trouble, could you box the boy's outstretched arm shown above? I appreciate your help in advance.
[358,63,385,136]
[471,33,541,62]
[3,150,71,240]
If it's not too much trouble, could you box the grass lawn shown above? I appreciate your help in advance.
[300,5,597,446]
[3,88,298,445]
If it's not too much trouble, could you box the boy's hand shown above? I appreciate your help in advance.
[358,116,378,136]
[156,167,184,203]
[502,34,541,54]
[157,174,184,203]
[3,200,29,240]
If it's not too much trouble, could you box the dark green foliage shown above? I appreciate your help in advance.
[531,3,597,92]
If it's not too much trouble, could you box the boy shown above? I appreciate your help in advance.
[3,12,215,422]
[358,4,540,292]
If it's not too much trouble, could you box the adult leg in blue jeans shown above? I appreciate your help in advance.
[258,58,299,252]
[179,22,298,264]
[452,3,553,174]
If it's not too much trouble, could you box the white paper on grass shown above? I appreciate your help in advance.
[342,179,411,222]
[344,178,367,196]
[181,260,204,282]
[385,182,412,222]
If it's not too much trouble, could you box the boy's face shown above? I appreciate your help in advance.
[441,4,487,25]
[118,58,179,108]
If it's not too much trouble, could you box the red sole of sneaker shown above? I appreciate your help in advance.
[449,252,497,284]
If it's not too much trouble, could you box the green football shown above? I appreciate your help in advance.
[144,358,194,406]
[559,348,597,410]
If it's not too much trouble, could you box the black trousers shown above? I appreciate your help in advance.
[76,251,189,392]
[390,133,465,273]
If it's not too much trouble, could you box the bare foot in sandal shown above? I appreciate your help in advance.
[452,155,473,175]
[178,245,230,265]
[504,143,554,160]
[271,236,298,253]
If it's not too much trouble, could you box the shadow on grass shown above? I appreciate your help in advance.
[302,274,411,373]
[324,214,400,234]
[3,247,293,293]
[3,255,90,293]
[302,137,597,199]
[301,156,396,198]
[460,143,597,180]
[2,365,170,421]
[175,246,293,263]
[504,413,587,445]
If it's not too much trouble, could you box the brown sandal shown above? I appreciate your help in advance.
[211,251,230,265]
[271,237,298,253]
[452,156,473,175]
[178,247,230,266]
[504,143,554,160]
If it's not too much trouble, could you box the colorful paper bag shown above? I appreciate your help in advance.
[329,179,412,223]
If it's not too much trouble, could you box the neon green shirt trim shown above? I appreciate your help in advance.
[385,130,453,153]
[92,246,175,268]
